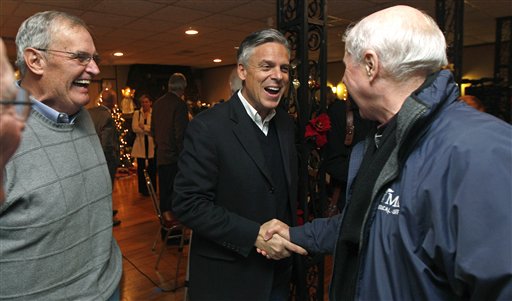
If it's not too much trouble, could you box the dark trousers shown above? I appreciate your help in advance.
[137,157,156,195]
[104,151,118,185]
[157,163,178,212]
[269,259,292,301]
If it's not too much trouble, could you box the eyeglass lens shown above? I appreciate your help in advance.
[76,52,100,65]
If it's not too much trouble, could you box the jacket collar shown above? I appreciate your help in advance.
[351,70,459,201]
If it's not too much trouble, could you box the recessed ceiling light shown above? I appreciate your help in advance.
[113,52,124,57]
[213,58,222,63]
[185,28,198,35]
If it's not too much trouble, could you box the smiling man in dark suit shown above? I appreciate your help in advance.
[172,29,307,301]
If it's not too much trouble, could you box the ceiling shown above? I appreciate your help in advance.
[1,0,511,69]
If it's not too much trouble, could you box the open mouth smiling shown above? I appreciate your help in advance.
[73,79,91,88]
[264,86,281,95]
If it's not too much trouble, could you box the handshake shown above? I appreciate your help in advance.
[254,219,308,260]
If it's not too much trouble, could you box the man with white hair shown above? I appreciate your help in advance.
[261,5,512,300]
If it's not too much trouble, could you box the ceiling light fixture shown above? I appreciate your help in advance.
[185,27,198,35]
[113,52,124,57]
[213,58,222,63]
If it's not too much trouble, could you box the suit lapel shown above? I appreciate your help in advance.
[229,97,273,185]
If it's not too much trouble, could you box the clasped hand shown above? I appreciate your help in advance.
[254,219,307,260]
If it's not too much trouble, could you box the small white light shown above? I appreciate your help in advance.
[185,28,198,35]
[213,58,222,63]
[113,52,124,57]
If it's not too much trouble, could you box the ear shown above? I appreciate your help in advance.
[364,50,378,80]
[237,63,247,81]
[24,48,45,75]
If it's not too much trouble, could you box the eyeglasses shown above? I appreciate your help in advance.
[35,48,101,65]
[0,88,32,121]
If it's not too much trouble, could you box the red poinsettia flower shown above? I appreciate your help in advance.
[315,134,328,147]
[305,113,331,148]
[296,208,304,225]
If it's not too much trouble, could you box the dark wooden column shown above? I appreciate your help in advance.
[436,0,464,85]
[277,0,328,300]
[494,17,512,123]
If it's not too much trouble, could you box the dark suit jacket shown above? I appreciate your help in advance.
[172,94,299,300]
[151,92,189,166]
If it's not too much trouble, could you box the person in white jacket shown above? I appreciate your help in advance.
[131,94,156,196]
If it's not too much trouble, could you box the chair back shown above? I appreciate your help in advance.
[143,169,164,226]
[144,169,188,277]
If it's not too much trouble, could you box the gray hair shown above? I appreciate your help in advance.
[343,8,447,81]
[237,28,290,66]
[168,73,187,93]
[15,11,89,76]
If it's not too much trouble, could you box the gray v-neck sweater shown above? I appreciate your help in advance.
[1,108,122,300]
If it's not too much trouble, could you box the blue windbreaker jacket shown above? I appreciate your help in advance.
[291,70,512,300]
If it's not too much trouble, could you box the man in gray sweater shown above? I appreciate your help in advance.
[0,11,122,300]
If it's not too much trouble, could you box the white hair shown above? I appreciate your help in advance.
[343,7,448,81]
[168,73,187,92]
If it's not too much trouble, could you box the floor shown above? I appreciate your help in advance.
[112,169,331,301]
[112,170,189,301]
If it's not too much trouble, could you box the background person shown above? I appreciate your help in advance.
[228,66,243,96]
[0,38,17,102]
[172,28,307,301]
[261,5,512,300]
[89,89,120,185]
[151,72,189,215]
[131,93,156,196]
[322,92,373,215]
[1,11,122,300]
[0,38,29,203]
[459,94,485,111]
[89,88,121,226]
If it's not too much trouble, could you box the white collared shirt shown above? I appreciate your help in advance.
[238,90,276,136]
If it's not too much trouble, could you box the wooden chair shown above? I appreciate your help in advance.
[143,169,187,290]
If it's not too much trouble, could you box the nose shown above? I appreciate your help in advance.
[16,117,25,131]
[86,59,100,76]
[271,67,285,81]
